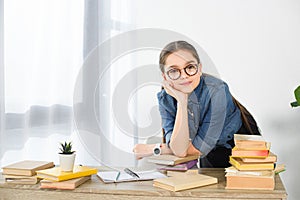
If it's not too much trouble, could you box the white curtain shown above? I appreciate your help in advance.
[0,0,140,168]
[0,0,84,167]
[76,0,139,167]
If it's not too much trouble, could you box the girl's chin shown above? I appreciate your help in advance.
[175,86,194,94]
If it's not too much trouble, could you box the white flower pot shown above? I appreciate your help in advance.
[59,153,76,171]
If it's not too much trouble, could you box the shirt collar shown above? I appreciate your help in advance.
[188,76,203,104]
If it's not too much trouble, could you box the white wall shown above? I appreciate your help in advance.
[134,0,300,199]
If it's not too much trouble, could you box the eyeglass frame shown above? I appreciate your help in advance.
[165,63,199,80]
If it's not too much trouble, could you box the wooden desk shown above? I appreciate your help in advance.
[0,168,287,200]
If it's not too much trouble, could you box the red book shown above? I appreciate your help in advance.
[231,143,270,158]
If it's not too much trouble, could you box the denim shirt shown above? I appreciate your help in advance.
[157,74,242,157]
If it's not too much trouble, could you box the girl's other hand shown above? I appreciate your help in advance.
[133,144,155,160]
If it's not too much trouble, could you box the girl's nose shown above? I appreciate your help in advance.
[180,69,189,79]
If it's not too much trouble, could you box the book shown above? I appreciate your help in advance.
[225,166,274,176]
[226,172,275,190]
[231,142,270,158]
[229,157,275,171]
[241,152,277,163]
[40,176,91,190]
[36,165,97,182]
[2,160,54,176]
[158,159,198,171]
[4,174,40,184]
[234,134,265,143]
[97,170,166,183]
[166,169,199,177]
[234,134,267,149]
[153,173,217,192]
[274,164,286,174]
[147,154,199,166]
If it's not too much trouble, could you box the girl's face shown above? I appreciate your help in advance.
[163,49,202,94]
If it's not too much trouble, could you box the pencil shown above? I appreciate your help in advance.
[115,171,121,181]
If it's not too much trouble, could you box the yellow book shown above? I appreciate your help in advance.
[153,173,217,192]
[229,157,274,171]
[36,166,97,181]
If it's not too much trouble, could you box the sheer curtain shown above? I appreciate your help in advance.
[0,0,84,167]
[76,0,139,167]
[0,0,138,167]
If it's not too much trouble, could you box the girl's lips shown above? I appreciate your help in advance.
[179,81,192,86]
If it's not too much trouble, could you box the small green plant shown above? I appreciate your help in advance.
[291,86,300,108]
[59,141,75,154]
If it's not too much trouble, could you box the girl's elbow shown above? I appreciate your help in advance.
[170,143,188,157]
[176,152,188,157]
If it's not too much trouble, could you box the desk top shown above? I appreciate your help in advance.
[0,168,287,200]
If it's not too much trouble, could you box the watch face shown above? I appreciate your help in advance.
[154,148,161,155]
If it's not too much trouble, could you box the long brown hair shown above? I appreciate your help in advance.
[232,97,261,135]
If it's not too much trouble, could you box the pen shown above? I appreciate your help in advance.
[124,168,140,178]
[115,171,121,181]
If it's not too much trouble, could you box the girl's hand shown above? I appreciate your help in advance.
[163,80,188,105]
[133,144,155,160]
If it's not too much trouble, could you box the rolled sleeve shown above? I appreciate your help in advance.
[157,91,176,146]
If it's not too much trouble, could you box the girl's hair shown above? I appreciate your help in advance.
[159,41,201,72]
[232,97,261,135]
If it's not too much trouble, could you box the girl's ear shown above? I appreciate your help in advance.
[198,63,203,75]
[198,63,203,72]
[162,73,167,80]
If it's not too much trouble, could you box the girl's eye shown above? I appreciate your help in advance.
[169,69,179,74]
[186,64,196,70]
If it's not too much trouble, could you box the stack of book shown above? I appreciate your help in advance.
[36,165,97,190]
[2,160,54,184]
[147,154,199,172]
[226,134,280,190]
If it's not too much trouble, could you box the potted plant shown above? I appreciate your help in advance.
[59,141,76,171]
[291,85,300,107]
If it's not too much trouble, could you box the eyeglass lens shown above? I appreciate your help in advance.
[167,64,198,80]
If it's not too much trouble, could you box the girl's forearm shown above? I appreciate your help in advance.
[169,101,191,157]
[161,142,201,156]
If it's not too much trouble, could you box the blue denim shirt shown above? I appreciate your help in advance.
[157,74,242,157]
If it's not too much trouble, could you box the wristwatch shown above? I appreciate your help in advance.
[153,143,161,156]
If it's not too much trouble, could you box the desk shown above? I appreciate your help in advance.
[0,168,287,200]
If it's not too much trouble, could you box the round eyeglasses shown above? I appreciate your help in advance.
[166,64,199,80]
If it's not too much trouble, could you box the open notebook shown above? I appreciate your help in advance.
[97,170,167,183]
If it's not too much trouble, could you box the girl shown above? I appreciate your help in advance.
[134,40,254,167]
